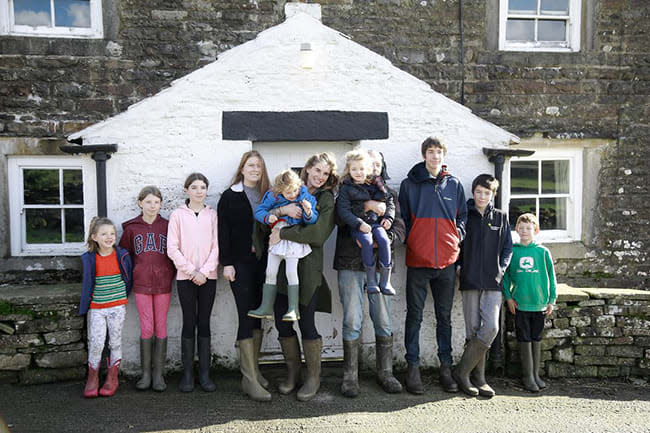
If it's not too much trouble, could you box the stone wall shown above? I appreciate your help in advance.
[1,0,649,287]
[0,285,86,385]
[506,285,650,379]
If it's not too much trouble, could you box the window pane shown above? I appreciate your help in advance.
[538,20,567,41]
[14,0,51,26]
[508,0,537,14]
[54,0,91,28]
[541,160,569,194]
[26,209,61,244]
[540,0,568,15]
[539,197,567,230]
[509,198,536,228]
[23,169,60,204]
[63,169,83,204]
[65,209,85,242]
[511,161,538,194]
[506,19,535,41]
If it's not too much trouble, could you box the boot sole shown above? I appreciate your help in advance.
[248,312,273,319]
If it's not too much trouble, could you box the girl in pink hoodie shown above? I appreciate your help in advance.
[167,173,219,393]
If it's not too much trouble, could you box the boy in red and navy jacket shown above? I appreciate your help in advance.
[399,136,467,395]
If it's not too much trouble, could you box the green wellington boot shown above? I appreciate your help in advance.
[252,329,269,389]
[238,338,272,402]
[297,338,322,401]
[278,335,302,394]
[532,341,547,389]
[452,338,490,396]
[282,284,301,322]
[248,284,278,319]
[519,342,540,393]
[136,338,153,390]
[152,337,167,392]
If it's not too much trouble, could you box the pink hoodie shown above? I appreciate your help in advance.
[167,204,219,280]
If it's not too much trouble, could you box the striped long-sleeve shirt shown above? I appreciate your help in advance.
[90,250,128,309]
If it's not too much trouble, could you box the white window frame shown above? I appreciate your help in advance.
[8,155,97,256]
[0,0,103,39]
[504,147,583,243]
[498,0,581,52]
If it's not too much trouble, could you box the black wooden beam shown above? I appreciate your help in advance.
[222,111,389,141]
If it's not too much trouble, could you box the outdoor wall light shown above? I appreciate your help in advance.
[300,43,315,69]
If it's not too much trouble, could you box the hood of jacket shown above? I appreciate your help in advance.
[407,161,452,184]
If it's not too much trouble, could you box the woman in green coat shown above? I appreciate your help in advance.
[254,152,339,401]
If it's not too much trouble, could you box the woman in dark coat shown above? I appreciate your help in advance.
[218,150,272,402]
[254,152,339,402]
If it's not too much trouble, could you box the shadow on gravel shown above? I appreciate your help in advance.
[0,365,648,433]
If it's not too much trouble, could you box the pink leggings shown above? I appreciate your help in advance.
[134,293,172,339]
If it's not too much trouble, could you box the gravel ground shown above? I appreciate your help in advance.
[1,367,648,433]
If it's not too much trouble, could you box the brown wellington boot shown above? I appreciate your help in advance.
[341,338,360,398]
[278,335,301,394]
[252,329,270,389]
[297,338,322,402]
[375,335,402,393]
[238,338,272,402]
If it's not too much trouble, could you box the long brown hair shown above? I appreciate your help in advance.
[230,150,270,195]
[86,216,116,253]
[300,152,339,192]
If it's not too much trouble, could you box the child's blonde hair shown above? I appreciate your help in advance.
[273,169,302,197]
[516,213,539,231]
[341,149,371,183]
[86,216,116,253]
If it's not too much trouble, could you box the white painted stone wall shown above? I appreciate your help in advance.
[70,3,516,374]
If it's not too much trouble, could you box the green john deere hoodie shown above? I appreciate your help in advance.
[502,242,557,312]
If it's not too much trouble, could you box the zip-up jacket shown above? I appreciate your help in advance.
[336,177,395,230]
[254,185,318,227]
[118,214,175,295]
[79,247,132,315]
[398,161,467,269]
[459,199,513,291]
[167,204,219,280]
[503,242,557,311]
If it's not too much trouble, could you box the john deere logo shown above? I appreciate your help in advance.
[520,256,534,270]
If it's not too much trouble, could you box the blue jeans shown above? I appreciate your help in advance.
[404,265,456,366]
[338,270,391,341]
[352,224,390,268]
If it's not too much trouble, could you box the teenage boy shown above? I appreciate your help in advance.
[453,174,513,397]
[399,136,467,394]
[503,213,557,393]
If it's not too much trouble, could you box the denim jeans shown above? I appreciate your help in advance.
[404,265,456,366]
[338,270,392,341]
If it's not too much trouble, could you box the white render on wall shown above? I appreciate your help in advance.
[70,3,518,374]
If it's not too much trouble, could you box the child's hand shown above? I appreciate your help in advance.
[268,214,278,224]
[506,299,517,315]
[359,222,371,233]
[223,265,236,282]
[301,199,312,214]
[545,303,554,317]
[381,219,392,230]
[191,271,207,286]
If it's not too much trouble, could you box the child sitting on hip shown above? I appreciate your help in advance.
[79,217,133,398]
[503,213,557,393]
[337,149,396,295]
[248,169,318,321]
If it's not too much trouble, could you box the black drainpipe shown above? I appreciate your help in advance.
[458,0,465,105]
[482,148,535,210]
[60,142,118,217]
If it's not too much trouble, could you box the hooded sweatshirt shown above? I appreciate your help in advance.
[398,162,467,269]
[502,242,557,311]
[167,204,219,280]
[118,214,176,295]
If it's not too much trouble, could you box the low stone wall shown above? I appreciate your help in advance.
[506,284,650,379]
[0,284,86,384]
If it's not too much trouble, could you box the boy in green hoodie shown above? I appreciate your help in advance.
[503,213,556,393]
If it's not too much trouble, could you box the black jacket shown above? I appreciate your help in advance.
[336,177,395,230]
[217,183,263,266]
[334,187,405,272]
[458,199,513,291]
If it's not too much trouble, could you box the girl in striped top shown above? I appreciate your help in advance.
[80,217,133,398]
